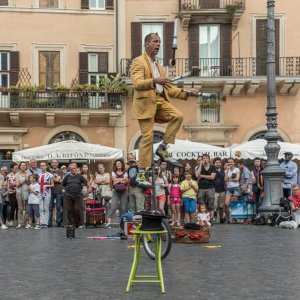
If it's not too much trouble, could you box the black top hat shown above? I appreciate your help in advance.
[135,211,168,231]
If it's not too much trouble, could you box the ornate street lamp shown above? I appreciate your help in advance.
[260,0,285,215]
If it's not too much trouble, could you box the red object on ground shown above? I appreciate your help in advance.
[176,232,187,238]
[187,233,203,240]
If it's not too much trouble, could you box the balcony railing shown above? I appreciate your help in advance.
[121,57,300,78]
[0,90,123,110]
[179,0,245,10]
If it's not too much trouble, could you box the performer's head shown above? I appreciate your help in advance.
[144,33,161,59]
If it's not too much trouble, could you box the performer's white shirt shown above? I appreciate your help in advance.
[150,57,164,95]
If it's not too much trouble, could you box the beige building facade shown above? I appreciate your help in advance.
[0,0,299,163]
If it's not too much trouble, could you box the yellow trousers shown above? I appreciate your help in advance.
[138,96,183,169]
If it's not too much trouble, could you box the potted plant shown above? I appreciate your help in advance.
[54,83,70,93]
[200,100,221,109]
[99,74,129,108]
[226,4,237,14]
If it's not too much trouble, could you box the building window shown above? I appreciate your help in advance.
[1,52,9,71]
[0,0,8,6]
[39,51,60,87]
[200,92,220,123]
[0,149,13,160]
[79,51,109,84]
[142,23,164,60]
[87,52,108,84]
[199,25,220,76]
[49,131,85,144]
[89,0,105,10]
[39,0,59,8]
[0,52,9,88]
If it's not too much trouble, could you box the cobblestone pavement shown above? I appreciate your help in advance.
[1,224,300,300]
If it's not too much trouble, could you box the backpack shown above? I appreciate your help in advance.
[114,172,127,192]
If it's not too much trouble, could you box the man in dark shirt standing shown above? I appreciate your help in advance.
[49,159,64,227]
[62,163,87,228]
[213,157,225,223]
[196,154,216,221]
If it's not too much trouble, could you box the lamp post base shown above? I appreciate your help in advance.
[259,166,285,217]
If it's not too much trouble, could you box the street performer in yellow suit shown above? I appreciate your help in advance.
[131,33,199,187]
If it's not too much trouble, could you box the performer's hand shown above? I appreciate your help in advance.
[153,77,171,87]
[185,88,200,97]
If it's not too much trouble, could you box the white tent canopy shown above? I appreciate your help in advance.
[135,139,229,160]
[12,141,123,162]
[227,139,300,160]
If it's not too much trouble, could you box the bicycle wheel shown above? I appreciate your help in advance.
[142,218,172,260]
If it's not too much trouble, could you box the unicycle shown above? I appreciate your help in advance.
[142,216,172,260]
[139,144,172,260]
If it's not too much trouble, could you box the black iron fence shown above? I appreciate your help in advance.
[179,0,245,10]
[0,90,123,109]
[121,57,300,78]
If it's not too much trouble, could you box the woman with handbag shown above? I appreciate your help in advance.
[15,161,31,229]
[81,164,94,200]
[224,158,241,224]
[39,162,54,228]
[105,159,128,228]
[94,164,112,217]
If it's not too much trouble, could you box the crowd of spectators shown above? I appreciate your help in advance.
[0,151,299,230]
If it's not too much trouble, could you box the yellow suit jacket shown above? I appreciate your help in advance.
[131,53,188,120]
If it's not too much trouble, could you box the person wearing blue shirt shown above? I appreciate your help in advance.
[280,152,298,198]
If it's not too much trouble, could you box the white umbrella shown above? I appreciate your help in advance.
[13,140,123,162]
[227,139,300,159]
[134,139,229,160]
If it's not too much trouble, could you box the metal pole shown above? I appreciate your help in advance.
[259,0,285,215]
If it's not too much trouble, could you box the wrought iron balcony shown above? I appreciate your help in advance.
[179,0,246,30]
[0,90,123,110]
[120,57,300,79]
[179,0,245,11]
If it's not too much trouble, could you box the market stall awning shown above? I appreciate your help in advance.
[226,139,300,159]
[13,140,123,162]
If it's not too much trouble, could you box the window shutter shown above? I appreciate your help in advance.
[199,0,220,9]
[188,24,199,68]
[220,24,232,76]
[10,51,19,86]
[79,52,88,84]
[81,0,89,9]
[256,19,279,76]
[256,20,267,76]
[0,0,8,6]
[105,0,114,10]
[98,52,108,73]
[131,22,142,59]
[163,22,174,65]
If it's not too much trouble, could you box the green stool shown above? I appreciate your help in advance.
[126,229,167,293]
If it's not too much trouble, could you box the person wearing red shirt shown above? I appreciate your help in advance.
[290,184,300,225]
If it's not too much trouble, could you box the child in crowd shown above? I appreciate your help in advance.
[169,176,182,226]
[152,166,169,214]
[180,170,198,223]
[27,174,41,230]
[197,204,211,227]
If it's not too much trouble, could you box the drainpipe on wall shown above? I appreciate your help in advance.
[115,0,119,73]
